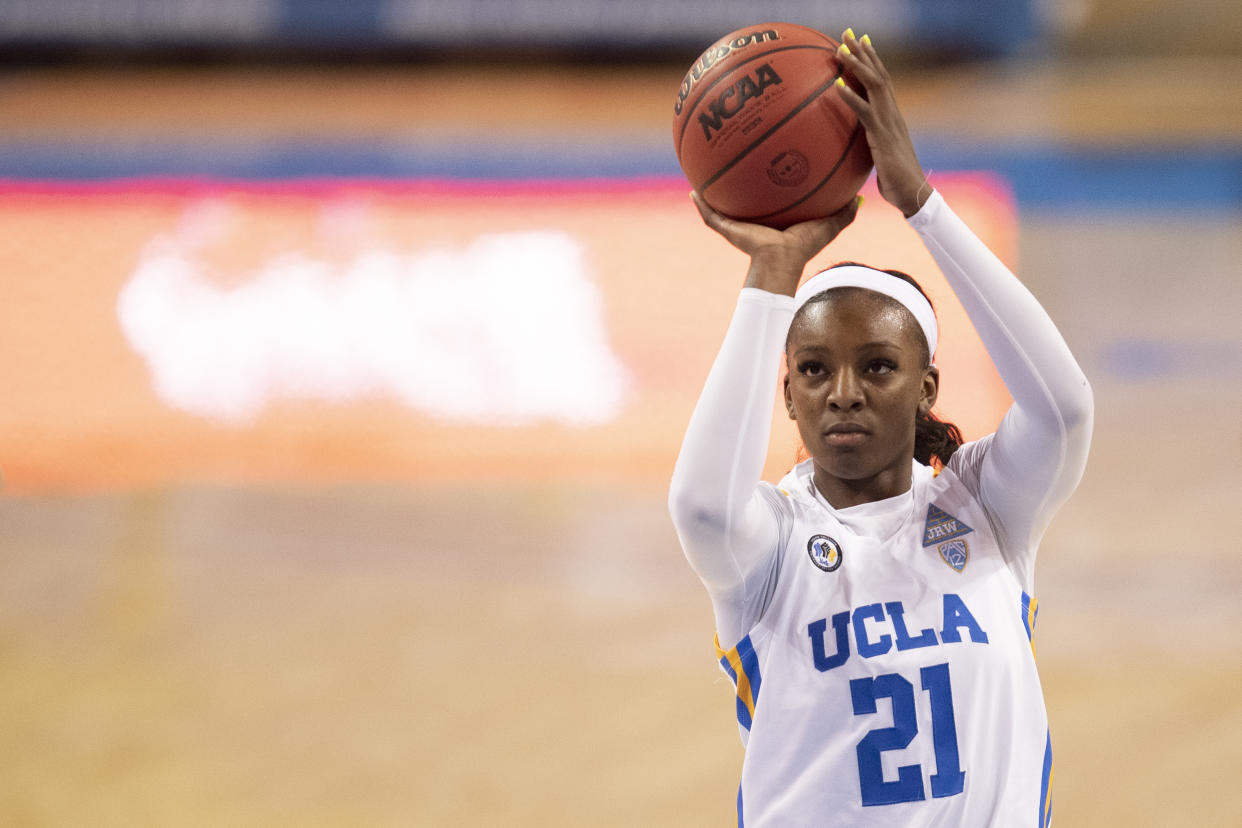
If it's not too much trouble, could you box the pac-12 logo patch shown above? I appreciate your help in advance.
[807,535,843,572]
[938,539,969,573]
[922,504,973,547]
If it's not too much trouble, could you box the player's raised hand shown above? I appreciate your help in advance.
[833,30,930,217]
[690,190,861,295]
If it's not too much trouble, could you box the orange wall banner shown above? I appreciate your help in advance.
[0,175,1014,494]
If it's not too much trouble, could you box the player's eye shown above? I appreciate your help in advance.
[865,359,897,375]
[797,361,826,377]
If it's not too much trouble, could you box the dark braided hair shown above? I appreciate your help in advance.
[790,263,964,468]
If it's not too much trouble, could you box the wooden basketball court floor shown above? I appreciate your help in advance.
[2,52,1241,825]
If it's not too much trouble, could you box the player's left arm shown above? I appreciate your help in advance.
[838,31,1094,589]
[913,193,1093,587]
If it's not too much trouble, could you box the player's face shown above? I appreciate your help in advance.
[784,289,938,508]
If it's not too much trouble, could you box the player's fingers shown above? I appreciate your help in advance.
[789,194,861,249]
[856,32,878,61]
[690,190,726,230]
[691,190,759,248]
[836,29,900,114]
[839,28,889,86]
[835,41,882,96]
[855,33,892,83]
[828,193,862,232]
[689,189,707,218]
[828,32,873,117]
[832,77,870,120]
[842,30,885,76]
[819,194,861,242]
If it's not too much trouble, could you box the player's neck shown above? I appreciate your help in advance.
[812,464,913,510]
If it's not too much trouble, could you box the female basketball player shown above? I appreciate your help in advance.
[668,31,1092,826]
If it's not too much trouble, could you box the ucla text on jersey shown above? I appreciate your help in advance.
[808,593,988,672]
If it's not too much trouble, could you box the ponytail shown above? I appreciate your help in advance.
[915,410,963,468]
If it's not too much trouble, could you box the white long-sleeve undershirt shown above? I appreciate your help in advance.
[668,191,1093,644]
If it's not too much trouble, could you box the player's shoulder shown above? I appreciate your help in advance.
[916,449,993,526]
[940,434,995,497]
[755,479,797,523]
[770,459,818,511]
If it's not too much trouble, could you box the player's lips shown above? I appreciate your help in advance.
[824,422,870,447]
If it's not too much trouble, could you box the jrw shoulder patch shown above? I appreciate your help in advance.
[922,504,973,547]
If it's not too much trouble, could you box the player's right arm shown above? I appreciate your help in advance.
[668,196,858,641]
[666,286,789,589]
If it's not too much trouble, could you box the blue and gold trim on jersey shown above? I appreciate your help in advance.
[1039,729,1054,828]
[1025,592,1052,827]
[1021,591,1039,658]
[715,634,762,732]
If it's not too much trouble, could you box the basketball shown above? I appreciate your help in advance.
[673,22,873,228]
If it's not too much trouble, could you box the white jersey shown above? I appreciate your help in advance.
[715,457,1051,826]
[669,191,1092,827]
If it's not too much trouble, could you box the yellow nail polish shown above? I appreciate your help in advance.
[838,43,851,57]
[857,194,865,207]
[843,27,856,41]
[835,77,846,89]
[861,33,872,47]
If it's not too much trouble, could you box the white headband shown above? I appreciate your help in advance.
[793,265,938,359]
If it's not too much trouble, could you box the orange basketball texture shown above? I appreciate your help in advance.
[673,23,873,228]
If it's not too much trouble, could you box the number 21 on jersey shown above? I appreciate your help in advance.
[850,662,964,806]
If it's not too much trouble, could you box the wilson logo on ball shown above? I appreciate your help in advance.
[698,63,783,140]
[674,28,781,116]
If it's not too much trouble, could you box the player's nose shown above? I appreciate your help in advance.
[826,368,864,411]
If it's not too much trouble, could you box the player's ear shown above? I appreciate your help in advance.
[918,365,939,416]
[784,372,796,420]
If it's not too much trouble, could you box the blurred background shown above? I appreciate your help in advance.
[1,1,1240,825]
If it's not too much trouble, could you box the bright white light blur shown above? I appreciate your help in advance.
[117,222,630,426]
